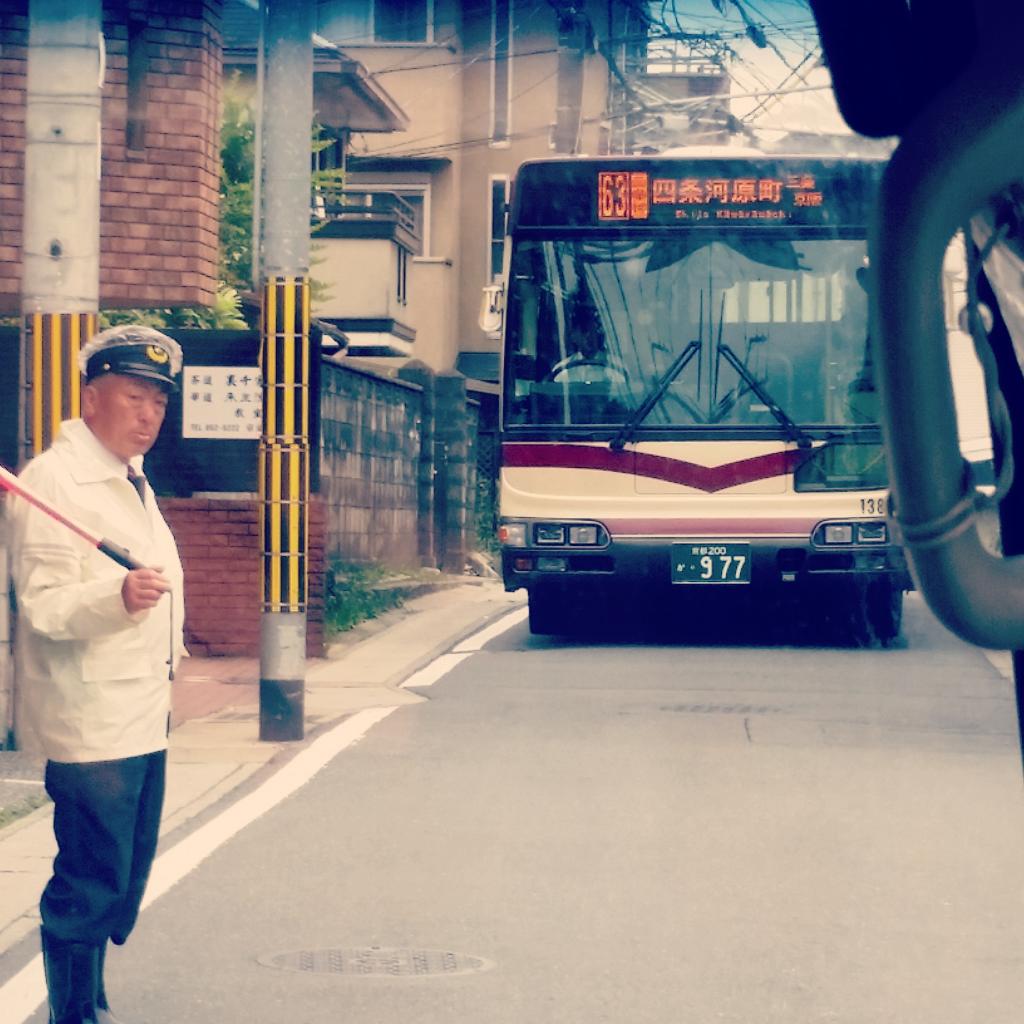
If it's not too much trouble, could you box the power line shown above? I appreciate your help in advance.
[741,47,820,122]
[362,82,836,160]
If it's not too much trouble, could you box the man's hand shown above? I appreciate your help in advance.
[121,567,171,614]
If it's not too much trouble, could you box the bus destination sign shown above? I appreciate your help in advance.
[597,170,825,224]
[510,158,881,230]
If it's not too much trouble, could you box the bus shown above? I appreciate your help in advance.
[494,152,912,640]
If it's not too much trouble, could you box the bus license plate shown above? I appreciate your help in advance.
[671,542,751,584]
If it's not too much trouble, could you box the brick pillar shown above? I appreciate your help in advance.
[397,360,436,567]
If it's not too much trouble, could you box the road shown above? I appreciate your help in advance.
[12,593,1024,1023]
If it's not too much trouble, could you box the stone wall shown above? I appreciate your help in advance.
[319,361,423,568]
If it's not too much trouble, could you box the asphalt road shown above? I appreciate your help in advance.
[14,593,1024,1023]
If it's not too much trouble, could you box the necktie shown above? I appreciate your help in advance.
[127,466,146,505]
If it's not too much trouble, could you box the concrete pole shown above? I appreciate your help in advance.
[552,6,587,155]
[21,0,102,459]
[258,0,314,741]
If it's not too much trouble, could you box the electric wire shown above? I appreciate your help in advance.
[363,81,834,159]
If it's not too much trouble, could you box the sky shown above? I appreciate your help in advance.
[646,0,854,140]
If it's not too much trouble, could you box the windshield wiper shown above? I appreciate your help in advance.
[717,343,814,449]
[609,340,701,451]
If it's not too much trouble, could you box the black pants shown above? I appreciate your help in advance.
[41,751,166,946]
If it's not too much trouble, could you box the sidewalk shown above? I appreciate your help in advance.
[0,578,525,960]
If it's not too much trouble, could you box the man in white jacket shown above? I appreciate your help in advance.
[9,325,186,1024]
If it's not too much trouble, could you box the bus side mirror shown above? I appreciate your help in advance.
[480,284,505,336]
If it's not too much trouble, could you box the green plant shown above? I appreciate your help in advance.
[99,285,248,331]
[475,477,500,559]
[324,560,406,635]
[0,791,50,831]
[220,73,256,291]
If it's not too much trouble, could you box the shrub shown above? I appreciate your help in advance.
[324,560,406,635]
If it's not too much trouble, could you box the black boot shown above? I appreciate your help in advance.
[95,940,127,1024]
[40,929,100,1024]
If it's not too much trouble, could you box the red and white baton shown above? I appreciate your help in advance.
[0,463,146,571]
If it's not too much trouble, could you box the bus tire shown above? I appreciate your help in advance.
[528,588,563,635]
[866,579,904,645]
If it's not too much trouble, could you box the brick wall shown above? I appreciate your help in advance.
[160,494,326,659]
[100,0,222,307]
[0,4,27,312]
[0,0,222,313]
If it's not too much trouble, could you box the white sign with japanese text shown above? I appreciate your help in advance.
[182,366,262,439]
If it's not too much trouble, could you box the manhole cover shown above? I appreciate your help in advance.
[257,947,493,978]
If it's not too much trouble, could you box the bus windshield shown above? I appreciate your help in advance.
[503,232,875,432]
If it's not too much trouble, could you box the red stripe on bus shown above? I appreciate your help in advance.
[601,517,819,537]
[502,442,809,493]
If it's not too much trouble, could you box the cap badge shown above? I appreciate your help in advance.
[146,344,170,364]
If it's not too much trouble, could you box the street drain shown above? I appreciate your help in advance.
[257,947,493,978]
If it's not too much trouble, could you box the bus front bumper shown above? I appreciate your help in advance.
[500,534,912,594]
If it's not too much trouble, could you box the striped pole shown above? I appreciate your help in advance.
[258,275,310,739]
[258,0,313,742]
[23,311,96,457]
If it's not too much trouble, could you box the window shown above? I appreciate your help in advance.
[400,192,427,256]
[488,176,510,280]
[491,0,512,144]
[503,237,873,429]
[376,0,431,42]
[354,183,430,256]
[317,0,434,44]
[396,246,409,305]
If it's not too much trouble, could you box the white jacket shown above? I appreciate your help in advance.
[9,419,186,762]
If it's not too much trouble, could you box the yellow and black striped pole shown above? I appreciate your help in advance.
[23,311,97,458]
[258,0,314,741]
[258,275,310,740]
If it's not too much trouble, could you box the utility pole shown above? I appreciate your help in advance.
[258,0,314,741]
[21,0,101,460]
[552,4,592,154]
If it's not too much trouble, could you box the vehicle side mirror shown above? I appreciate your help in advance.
[872,42,1024,649]
[479,284,504,336]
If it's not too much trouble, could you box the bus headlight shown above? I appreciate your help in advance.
[823,524,854,545]
[814,520,889,547]
[569,525,599,545]
[499,522,527,547]
[535,523,566,545]
[856,522,888,544]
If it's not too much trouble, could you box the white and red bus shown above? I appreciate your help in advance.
[494,152,912,639]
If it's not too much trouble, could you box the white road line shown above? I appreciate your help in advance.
[141,707,399,908]
[0,605,527,1024]
[453,606,528,653]
[400,652,472,688]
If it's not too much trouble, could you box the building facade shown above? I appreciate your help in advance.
[310,0,624,381]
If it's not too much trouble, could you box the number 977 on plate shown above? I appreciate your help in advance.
[671,541,752,584]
